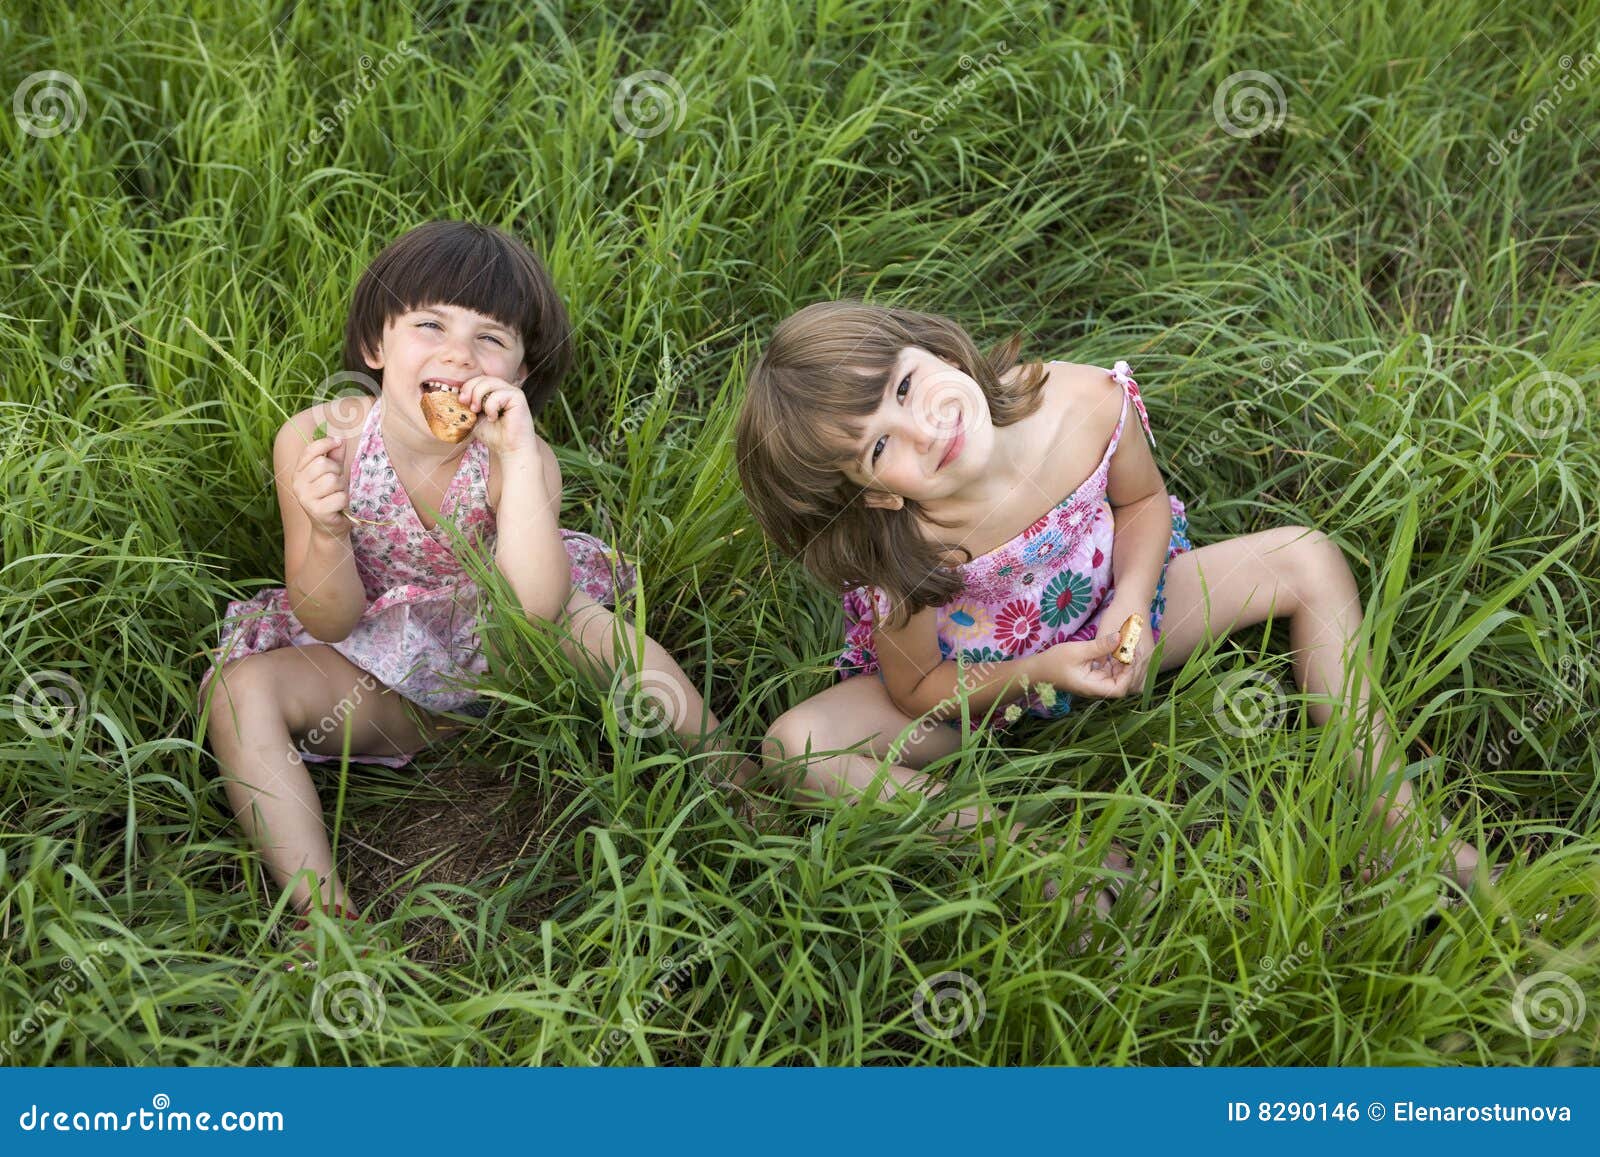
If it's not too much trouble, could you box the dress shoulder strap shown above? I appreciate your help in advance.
[1110,360,1157,450]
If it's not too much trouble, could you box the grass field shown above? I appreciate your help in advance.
[2,0,1598,1065]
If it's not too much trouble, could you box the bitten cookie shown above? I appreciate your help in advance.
[1114,613,1144,665]
[420,385,477,443]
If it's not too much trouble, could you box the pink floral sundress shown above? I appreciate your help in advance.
[836,361,1193,731]
[197,396,636,767]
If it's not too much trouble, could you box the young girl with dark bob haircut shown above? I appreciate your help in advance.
[200,221,737,964]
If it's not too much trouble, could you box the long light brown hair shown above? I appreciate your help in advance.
[735,301,1047,628]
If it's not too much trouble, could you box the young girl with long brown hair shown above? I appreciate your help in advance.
[736,301,1490,933]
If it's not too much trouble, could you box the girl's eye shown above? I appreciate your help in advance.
[417,320,441,330]
[480,335,505,346]
[868,375,910,465]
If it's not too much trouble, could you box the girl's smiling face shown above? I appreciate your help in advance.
[363,302,528,431]
[845,345,994,509]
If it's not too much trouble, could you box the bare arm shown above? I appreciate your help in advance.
[492,438,572,624]
[275,411,367,642]
[873,599,1122,722]
[1102,370,1171,626]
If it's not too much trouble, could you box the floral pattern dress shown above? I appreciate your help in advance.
[836,361,1193,731]
[197,396,636,767]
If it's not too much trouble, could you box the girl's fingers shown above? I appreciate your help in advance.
[481,385,510,416]
[297,435,342,469]
[462,377,523,416]
[461,375,501,412]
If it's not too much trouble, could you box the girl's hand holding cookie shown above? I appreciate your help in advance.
[457,374,536,460]
[1099,612,1152,698]
[1041,629,1130,698]
[292,434,352,540]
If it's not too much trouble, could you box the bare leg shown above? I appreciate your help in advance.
[556,590,764,801]
[761,675,1136,919]
[1153,525,1483,886]
[202,644,449,914]
[761,674,967,818]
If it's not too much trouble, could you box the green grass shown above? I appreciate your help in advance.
[3,0,1598,1065]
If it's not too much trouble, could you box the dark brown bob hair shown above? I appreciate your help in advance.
[343,220,572,414]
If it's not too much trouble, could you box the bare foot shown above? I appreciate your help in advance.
[1356,805,1489,891]
[706,754,778,831]
[1011,828,1153,951]
[281,903,393,974]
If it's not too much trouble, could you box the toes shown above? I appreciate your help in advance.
[1445,840,1496,891]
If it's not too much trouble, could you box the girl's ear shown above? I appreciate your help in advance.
[362,318,394,370]
[861,489,905,512]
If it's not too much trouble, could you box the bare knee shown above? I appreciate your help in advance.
[558,598,619,669]
[1290,526,1357,607]
[760,709,810,771]
[204,655,280,750]
[205,649,365,750]
[762,709,842,797]
[1261,525,1345,609]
